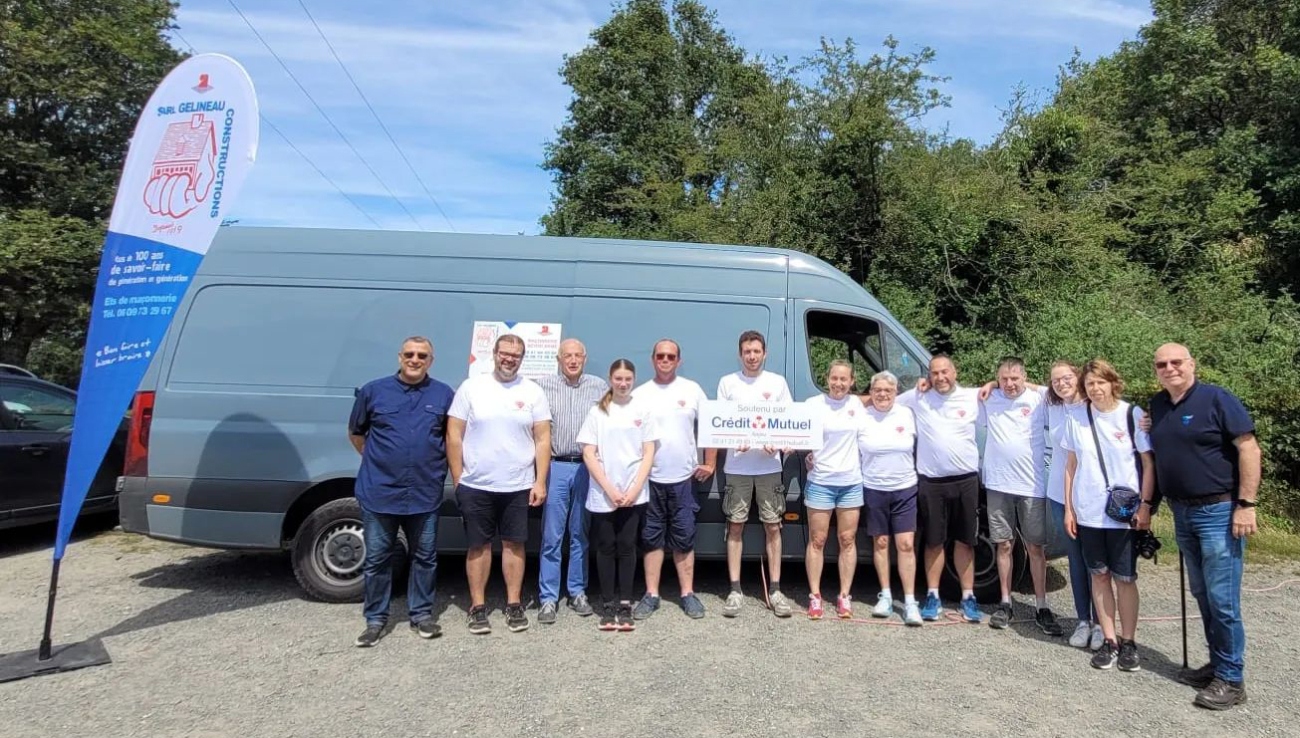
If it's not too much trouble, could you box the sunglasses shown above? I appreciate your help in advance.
[496,351,524,361]
[654,353,679,360]
[1155,358,1187,370]
[402,351,430,360]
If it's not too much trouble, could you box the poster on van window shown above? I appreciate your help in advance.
[52,55,259,561]
[697,400,823,450]
[467,321,563,379]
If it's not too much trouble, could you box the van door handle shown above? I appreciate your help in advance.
[21,444,50,456]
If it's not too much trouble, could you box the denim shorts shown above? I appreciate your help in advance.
[1077,525,1138,582]
[803,482,864,511]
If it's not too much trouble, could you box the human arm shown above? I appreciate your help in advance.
[349,435,365,455]
[446,417,466,487]
[346,388,369,456]
[531,420,551,506]
[1232,433,1262,538]
[1063,451,1079,539]
[1134,451,1155,530]
[624,440,656,507]
[694,447,717,482]
[583,443,625,507]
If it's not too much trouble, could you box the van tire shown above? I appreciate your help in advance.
[292,498,395,603]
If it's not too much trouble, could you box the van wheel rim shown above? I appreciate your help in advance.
[316,521,365,579]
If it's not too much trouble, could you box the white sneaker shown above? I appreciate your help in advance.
[903,601,923,627]
[1090,624,1104,651]
[872,592,893,618]
[723,590,743,618]
[768,590,793,618]
[1069,621,1091,649]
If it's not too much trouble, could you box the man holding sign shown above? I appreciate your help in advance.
[716,331,794,618]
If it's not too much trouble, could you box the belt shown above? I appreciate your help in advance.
[552,455,583,463]
[1168,492,1234,508]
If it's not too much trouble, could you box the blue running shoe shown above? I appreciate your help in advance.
[961,595,983,623]
[921,592,941,621]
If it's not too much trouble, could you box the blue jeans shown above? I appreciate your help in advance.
[1048,499,1094,622]
[1172,500,1246,683]
[538,460,590,604]
[361,507,438,626]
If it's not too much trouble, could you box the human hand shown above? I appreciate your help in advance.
[693,464,715,482]
[1138,413,1152,433]
[1064,509,1078,539]
[1232,507,1258,539]
[1134,506,1152,530]
[804,453,815,471]
[529,482,547,507]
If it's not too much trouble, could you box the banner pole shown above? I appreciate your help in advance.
[38,559,62,661]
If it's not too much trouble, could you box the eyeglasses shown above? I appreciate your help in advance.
[1051,375,1076,384]
[1155,358,1187,370]
[654,353,679,361]
[496,351,524,361]
[402,351,429,360]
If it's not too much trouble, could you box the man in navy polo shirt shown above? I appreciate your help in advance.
[348,336,455,647]
[1141,343,1261,710]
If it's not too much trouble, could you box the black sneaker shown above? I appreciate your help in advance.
[1117,639,1141,672]
[1035,608,1064,637]
[537,601,558,625]
[1194,678,1248,711]
[505,602,529,632]
[1179,662,1216,689]
[467,605,491,635]
[989,603,1012,630]
[410,619,442,639]
[568,593,594,617]
[1091,639,1118,670]
[354,623,385,648]
[616,603,636,632]
[598,604,618,631]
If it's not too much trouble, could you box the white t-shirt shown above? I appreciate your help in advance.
[1044,402,1084,504]
[449,374,551,492]
[716,370,792,475]
[859,402,918,491]
[897,386,980,478]
[805,393,865,487]
[1060,401,1152,530]
[575,399,658,513]
[632,376,707,483]
[980,388,1047,498]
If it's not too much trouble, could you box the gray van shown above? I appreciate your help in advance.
[118,228,1015,602]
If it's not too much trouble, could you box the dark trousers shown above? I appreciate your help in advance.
[592,504,645,604]
[360,507,438,625]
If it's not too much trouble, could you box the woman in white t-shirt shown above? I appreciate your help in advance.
[857,370,922,626]
[1044,360,1101,650]
[577,359,657,633]
[802,361,866,620]
[1062,359,1154,673]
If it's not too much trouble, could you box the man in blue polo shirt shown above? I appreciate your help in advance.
[1141,343,1261,710]
[347,336,455,647]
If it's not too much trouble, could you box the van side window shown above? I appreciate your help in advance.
[805,310,883,393]
[885,330,926,389]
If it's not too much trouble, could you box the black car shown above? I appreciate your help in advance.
[0,375,127,530]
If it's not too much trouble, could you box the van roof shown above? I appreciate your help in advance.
[204,227,885,310]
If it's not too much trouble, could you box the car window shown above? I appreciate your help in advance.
[0,383,75,432]
[885,330,926,389]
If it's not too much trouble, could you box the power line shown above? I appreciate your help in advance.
[225,0,423,229]
[169,30,382,229]
[296,0,457,232]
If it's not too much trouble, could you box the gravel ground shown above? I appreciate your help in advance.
[2,521,1298,738]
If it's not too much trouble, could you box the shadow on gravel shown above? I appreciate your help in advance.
[0,513,119,560]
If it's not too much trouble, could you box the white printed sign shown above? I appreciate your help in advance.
[468,321,562,380]
[698,400,822,451]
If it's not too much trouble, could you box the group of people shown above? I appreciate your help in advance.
[347,331,1260,711]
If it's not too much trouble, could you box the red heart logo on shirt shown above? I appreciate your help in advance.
[763,392,771,400]
[958,410,966,417]
[515,401,525,409]
[1114,431,1126,441]
[896,426,905,433]
[1021,407,1032,417]
[677,399,686,407]
[848,410,855,416]
[634,419,642,427]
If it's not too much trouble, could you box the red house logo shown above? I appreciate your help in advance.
[143,113,217,218]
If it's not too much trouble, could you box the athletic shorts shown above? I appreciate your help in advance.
[864,485,918,537]
[803,482,864,511]
[1077,526,1138,582]
[917,473,979,547]
[642,478,699,552]
[723,472,785,524]
[986,490,1048,546]
[456,485,529,547]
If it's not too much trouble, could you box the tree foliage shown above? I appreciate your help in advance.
[544,0,1300,522]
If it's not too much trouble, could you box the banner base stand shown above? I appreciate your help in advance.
[0,639,111,684]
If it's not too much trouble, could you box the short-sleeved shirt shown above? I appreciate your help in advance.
[898,386,980,478]
[576,398,658,513]
[535,373,608,457]
[1149,381,1254,500]
[1060,401,1152,530]
[805,393,865,487]
[449,374,551,492]
[633,376,707,483]
[980,388,1047,498]
[1044,402,1084,504]
[716,370,791,475]
[859,402,918,491]
[348,373,455,515]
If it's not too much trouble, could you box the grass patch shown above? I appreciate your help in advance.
[1147,508,1300,563]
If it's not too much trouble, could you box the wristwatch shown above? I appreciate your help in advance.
[1236,499,1258,509]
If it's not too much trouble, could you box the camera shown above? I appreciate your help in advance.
[1134,529,1163,562]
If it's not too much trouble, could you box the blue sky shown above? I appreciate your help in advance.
[172,0,1152,234]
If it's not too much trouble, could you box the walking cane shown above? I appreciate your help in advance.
[1179,550,1189,669]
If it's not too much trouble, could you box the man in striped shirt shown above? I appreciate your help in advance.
[534,338,609,624]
